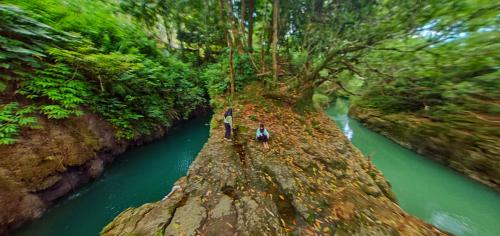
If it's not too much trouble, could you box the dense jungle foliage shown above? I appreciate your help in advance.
[1,0,498,144]
[0,0,209,143]
[351,30,500,140]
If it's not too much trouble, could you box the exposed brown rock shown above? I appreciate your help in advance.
[0,112,167,234]
[102,85,448,236]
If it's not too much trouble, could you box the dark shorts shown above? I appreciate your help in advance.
[224,123,231,138]
[257,135,268,142]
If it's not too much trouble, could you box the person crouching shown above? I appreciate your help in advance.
[256,123,270,149]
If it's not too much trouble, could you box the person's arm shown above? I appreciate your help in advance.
[256,129,260,139]
[264,129,270,138]
[228,116,233,127]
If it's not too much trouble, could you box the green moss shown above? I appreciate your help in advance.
[312,93,332,110]
[210,117,220,134]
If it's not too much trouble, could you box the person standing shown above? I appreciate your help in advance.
[223,108,233,141]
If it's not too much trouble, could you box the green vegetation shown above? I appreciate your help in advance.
[1,1,498,235]
[0,1,207,141]
[20,63,90,119]
[0,103,39,144]
[353,28,499,120]
[1,0,498,146]
[345,5,499,146]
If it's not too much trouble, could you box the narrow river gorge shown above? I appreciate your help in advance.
[13,100,500,236]
[13,115,210,236]
[326,99,500,236]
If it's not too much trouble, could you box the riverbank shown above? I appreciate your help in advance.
[12,114,210,236]
[328,99,500,236]
[102,84,447,235]
[0,107,208,235]
[349,105,500,190]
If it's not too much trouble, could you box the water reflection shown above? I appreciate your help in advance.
[342,122,353,140]
[430,211,475,236]
[329,99,353,140]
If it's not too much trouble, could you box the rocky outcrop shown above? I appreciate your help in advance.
[0,112,169,234]
[102,86,447,236]
[350,106,500,190]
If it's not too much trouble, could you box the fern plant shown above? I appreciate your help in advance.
[19,63,91,119]
[0,102,39,145]
[1,3,207,143]
[0,4,78,82]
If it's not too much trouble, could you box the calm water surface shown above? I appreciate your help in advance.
[14,102,500,236]
[326,99,500,236]
[14,114,210,236]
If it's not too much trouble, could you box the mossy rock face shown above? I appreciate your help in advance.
[350,105,500,190]
[0,114,109,191]
[0,112,139,233]
[0,168,45,235]
[102,86,447,236]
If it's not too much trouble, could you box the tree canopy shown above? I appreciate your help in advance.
[1,0,499,143]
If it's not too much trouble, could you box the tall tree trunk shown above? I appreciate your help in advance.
[219,0,235,97]
[228,45,235,97]
[260,0,268,72]
[296,81,315,112]
[240,0,246,49]
[236,0,259,71]
[247,0,255,52]
[312,0,324,22]
[238,0,250,53]
[266,9,273,54]
[204,0,211,60]
[272,0,279,82]
[227,0,259,73]
[227,0,244,53]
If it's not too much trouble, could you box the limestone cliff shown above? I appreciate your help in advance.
[102,85,447,236]
[0,112,170,234]
[349,106,500,190]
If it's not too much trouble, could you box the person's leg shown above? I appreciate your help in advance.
[224,123,231,139]
[263,135,269,149]
[257,136,267,148]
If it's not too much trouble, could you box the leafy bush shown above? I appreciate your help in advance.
[0,4,78,81]
[0,103,39,144]
[234,54,257,89]
[357,30,500,119]
[3,0,159,56]
[312,93,331,110]
[201,53,257,99]
[1,2,208,143]
[91,96,143,139]
[46,47,206,139]
[20,63,91,119]
[201,60,229,98]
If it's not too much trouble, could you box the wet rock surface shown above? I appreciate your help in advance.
[102,88,447,236]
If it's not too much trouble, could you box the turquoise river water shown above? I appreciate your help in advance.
[326,99,500,236]
[14,114,210,236]
[13,100,500,236]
